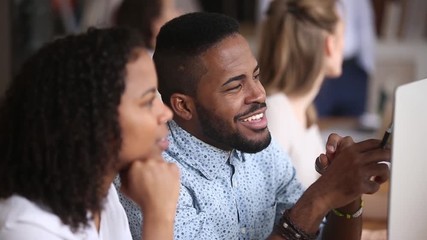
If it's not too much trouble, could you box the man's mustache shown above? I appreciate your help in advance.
[235,102,267,120]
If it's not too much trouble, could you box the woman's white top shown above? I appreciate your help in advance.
[266,93,323,187]
[0,184,132,240]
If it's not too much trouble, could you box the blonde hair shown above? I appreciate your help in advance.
[258,0,340,125]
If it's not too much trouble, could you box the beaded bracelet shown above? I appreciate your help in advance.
[273,209,319,240]
[332,200,364,219]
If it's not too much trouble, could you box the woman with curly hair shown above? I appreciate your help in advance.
[258,0,345,187]
[0,27,179,239]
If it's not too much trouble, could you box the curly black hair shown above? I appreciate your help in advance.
[0,27,144,231]
[153,12,240,107]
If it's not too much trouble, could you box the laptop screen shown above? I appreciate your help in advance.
[388,78,427,239]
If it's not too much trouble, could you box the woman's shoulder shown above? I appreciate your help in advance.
[0,195,48,224]
[100,185,133,240]
[0,196,86,240]
[266,92,293,117]
[267,92,290,105]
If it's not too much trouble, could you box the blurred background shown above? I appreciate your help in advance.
[2,0,426,138]
[0,0,426,235]
[1,0,426,124]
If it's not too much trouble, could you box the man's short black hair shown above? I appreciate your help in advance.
[153,12,240,106]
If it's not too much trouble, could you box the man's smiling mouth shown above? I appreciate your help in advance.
[242,113,264,122]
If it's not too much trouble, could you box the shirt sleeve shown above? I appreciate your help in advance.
[0,223,69,240]
[117,180,213,240]
[269,140,305,224]
[114,177,143,240]
[102,185,133,240]
[172,186,212,239]
[268,141,326,237]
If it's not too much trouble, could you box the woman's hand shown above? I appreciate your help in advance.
[120,157,181,221]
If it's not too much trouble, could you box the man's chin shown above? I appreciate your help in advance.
[234,133,271,153]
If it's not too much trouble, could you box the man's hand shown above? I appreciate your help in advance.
[283,134,391,237]
[315,133,347,174]
[314,134,391,209]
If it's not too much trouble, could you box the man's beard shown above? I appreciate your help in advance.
[195,102,271,153]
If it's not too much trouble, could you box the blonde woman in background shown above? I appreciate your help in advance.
[258,0,345,187]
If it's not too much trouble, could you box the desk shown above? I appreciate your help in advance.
[364,217,387,230]
[362,181,389,234]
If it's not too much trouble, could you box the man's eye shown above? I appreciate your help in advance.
[227,84,242,91]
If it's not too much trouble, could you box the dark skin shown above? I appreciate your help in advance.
[267,136,390,240]
[168,33,391,240]
[171,34,268,150]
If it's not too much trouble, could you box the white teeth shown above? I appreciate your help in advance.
[242,113,263,122]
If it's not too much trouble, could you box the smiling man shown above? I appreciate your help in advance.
[118,12,391,240]
[180,34,270,154]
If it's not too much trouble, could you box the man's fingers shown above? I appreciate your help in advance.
[353,139,384,152]
[364,179,381,194]
[315,154,330,174]
[363,163,390,194]
[360,147,391,165]
[325,133,353,152]
[326,133,341,153]
[319,154,329,166]
[365,162,390,185]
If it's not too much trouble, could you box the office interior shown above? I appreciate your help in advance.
[0,0,426,238]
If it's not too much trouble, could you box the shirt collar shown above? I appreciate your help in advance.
[166,120,245,180]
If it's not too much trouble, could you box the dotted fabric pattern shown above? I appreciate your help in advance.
[117,120,304,240]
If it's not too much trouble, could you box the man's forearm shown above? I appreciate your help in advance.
[267,188,329,240]
[320,198,363,240]
[267,189,362,240]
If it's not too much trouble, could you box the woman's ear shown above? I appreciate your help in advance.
[324,30,344,77]
[170,93,194,120]
[324,34,334,58]
[323,34,336,75]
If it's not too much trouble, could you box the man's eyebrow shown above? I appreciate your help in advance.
[222,74,245,87]
[221,65,260,87]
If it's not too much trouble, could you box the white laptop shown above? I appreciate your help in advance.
[388,78,427,239]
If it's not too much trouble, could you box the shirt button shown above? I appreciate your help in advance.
[240,227,246,234]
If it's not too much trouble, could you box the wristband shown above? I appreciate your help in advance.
[274,209,319,240]
[332,200,364,219]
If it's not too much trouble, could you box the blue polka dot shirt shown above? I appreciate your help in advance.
[117,120,304,240]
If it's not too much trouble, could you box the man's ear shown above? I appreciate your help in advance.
[170,93,194,120]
